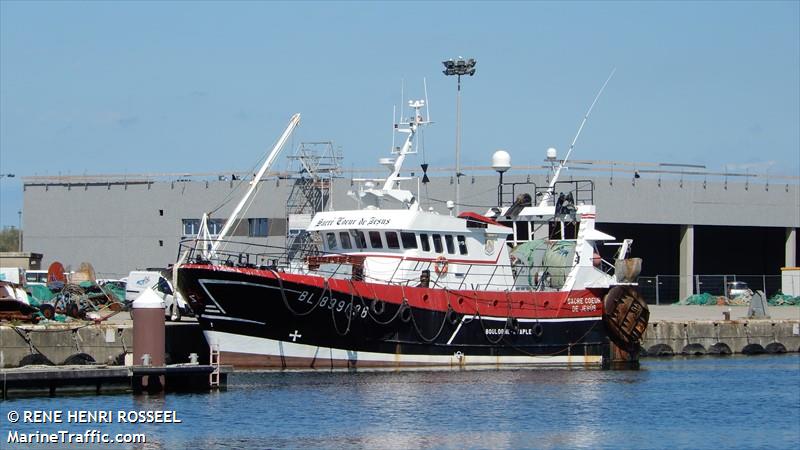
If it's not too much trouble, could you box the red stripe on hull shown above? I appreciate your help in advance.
[182,264,606,320]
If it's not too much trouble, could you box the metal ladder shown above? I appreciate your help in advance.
[209,344,221,388]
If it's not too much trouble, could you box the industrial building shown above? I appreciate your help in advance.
[20,153,799,304]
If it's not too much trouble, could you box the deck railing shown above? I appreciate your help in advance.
[177,239,592,292]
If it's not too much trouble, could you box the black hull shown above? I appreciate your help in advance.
[178,266,620,369]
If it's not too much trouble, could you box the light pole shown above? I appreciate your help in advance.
[0,174,17,250]
[442,57,476,214]
[17,210,22,252]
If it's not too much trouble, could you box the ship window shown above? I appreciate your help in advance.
[432,234,443,253]
[369,231,383,249]
[339,232,352,249]
[385,231,400,249]
[248,218,269,237]
[457,235,468,255]
[466,220,487,229]
[326,232,337,250]
[353,231,367,249]
[401,232,418,249]
[420,233,431,252]
[445,235,455,254]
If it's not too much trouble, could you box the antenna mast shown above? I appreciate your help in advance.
[539,68,616,207]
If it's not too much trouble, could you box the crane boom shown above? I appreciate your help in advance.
[211,113,301,254]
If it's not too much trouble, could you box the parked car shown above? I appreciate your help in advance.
[726,281,750,299]
[24,269,48,286]
[125,270,191,321]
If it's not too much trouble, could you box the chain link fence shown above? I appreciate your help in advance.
[638,275,783,305]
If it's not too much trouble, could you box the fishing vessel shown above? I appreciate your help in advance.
[176,90,649,370]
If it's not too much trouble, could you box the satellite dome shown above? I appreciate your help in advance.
[491,150,511,173]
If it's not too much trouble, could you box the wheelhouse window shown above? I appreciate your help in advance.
[445,235,455,254]
[457,235,468,255]
[385,231,400,249]
[248,218,269,237]
[432,234,443,253]
[369,231,383,249]
[401,232,418,249]
[420,233,431,252]
[353,231,367,249]
[326,232,337,250]
[339,231,352,249]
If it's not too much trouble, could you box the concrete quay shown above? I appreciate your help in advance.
[643,305,800,356]
[1,306,798,372]
[0,315,208,369]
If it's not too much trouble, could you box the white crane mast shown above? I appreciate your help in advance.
[210,113,301,255]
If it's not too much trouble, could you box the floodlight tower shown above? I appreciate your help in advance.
[442,57,476,214]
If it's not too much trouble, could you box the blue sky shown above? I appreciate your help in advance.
[1,1,798,228]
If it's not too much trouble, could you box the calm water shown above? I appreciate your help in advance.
[3,355,799,449]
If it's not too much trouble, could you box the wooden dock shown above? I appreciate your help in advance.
[0,364,232,399]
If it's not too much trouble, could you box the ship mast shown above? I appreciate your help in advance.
[353,99,427,210]
[382,100,425,191]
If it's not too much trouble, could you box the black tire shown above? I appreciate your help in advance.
[708,342,732,355]
[765,342,787,354]
[742,343,765,355]
[532,322,544,338]
[39,303,56,320]
[399,304,412,323]
[63,353,96,365]
[446,307,460,326]
[112,352,128,366]
[647,343,675,357]
[68,302,80,318]
[19,353,54,367]
[681,343,706,356]
[370,299,385,315]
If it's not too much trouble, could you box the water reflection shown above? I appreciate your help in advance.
[3,355,798,450]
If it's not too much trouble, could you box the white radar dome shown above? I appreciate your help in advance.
[546,147,558,161]
[491,150,511,173]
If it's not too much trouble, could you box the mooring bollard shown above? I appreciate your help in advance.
[133,287,166,392]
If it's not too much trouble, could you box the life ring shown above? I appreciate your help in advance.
[434,256,449,276]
